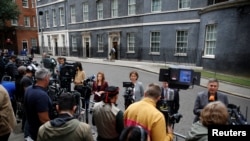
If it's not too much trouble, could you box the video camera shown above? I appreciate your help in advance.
[159,67,201,90]
[158,67,200,128]
[123,82,134,109]
[60,63,77,78]
[83,75,95,86]
[43,57,57,70]
[227,104,248,125]
[157,99,182,128]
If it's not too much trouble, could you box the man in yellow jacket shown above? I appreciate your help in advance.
[124,83,173,141]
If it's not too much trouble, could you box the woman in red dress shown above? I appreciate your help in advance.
[92,72,109,102]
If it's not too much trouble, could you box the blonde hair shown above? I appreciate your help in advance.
[200,101,229,127]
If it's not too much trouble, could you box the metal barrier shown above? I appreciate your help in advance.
[174,132,186,141]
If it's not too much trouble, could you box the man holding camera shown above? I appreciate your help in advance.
[37,92,94,141]
[124,83,173,141]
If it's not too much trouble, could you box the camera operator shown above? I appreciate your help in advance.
[5,54,18,81]
[20,64,37,137]
[156,81,181,129]
[157,81,180,115]
[58,57,72,91]
[124,83,173,141]
[92,86,124,141]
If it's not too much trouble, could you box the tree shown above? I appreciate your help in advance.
[0,0,20,26]
[0,0,20,50]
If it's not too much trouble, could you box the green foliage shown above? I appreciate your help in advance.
[0,0,20,25]
[196,70,250,87]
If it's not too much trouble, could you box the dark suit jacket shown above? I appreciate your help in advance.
[157,87,180,115]
[193,91,229,122]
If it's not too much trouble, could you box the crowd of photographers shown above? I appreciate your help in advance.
[0,52,248,141]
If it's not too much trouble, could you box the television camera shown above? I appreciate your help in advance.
[227,104,248,125]
[157,99,182,128]
[158,67,201,128]
[159,67,201,90]
[59,62,77,91]
[123,82,135,109]
[42,57,57,77]
[16,56,38,67]
[47,81,82,119]
[74,74,95,123]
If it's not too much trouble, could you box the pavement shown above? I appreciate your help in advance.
[35,55,250,99]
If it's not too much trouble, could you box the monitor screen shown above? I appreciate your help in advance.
[179,69,192,84]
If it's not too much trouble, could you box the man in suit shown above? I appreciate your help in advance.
[157,81,180,115]
[193,78,229,123]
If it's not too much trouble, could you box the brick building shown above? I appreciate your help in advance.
[1,0,38,55]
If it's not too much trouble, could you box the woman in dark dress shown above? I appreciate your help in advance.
[92,72,109,102]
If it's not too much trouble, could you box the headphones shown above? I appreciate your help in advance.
[137,125,145,141]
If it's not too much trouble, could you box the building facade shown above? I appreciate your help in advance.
[36,0,250,76]
[1,0,39,55]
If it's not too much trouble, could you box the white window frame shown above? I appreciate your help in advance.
[70,5,76,23]
[175,30,188,56]
[178,0,191,9]
[111,0,118,18]
[32,0,36,8]
[128,0,136,15]
[127,33,135,53]
[97,35,104,52]
[11,19,18,26]
[59,7,65,26]
[204,24,217,57]
[24,16,30,27]
[45,11,50,28]
[22,0,29,8]
[83,3,89,21]
[72,36,77,52]
[97,2,103,20]
[31,38,37,47]
[33,16,36,27]
[150,31,160,54]
[151,0,161,12]
[52,9,57,27]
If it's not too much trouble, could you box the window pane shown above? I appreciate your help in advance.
[128,0,136,15]
[205,24,217,55]
[127,33,135,52]
[150,32,160,53]
[152,0,161,12]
